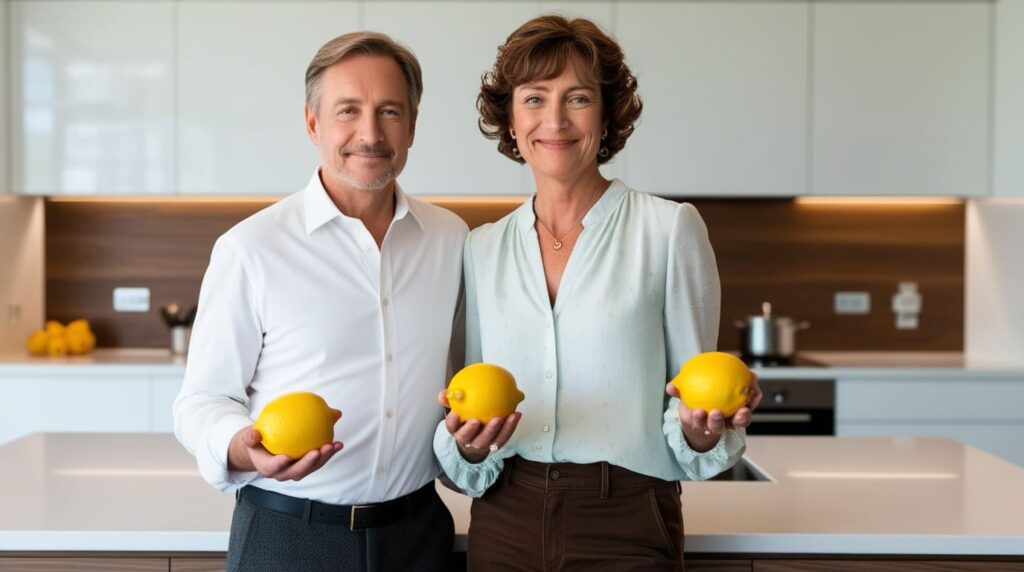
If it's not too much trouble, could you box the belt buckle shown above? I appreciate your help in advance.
[349,504,373,530]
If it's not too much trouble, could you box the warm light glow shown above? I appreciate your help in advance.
[795,197,963,206]
[52,468,199,477]
[46,196,279,204]
[787,471,958,480]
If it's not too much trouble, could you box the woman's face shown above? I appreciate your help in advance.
[509,59,604,182]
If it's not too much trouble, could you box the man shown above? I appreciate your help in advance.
[173,32,467,571]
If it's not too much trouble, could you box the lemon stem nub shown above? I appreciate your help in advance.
[450,389,465,402]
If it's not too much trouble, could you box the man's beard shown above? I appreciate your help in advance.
[331,144,397,192]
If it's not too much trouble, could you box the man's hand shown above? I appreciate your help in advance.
[227,408,343,481]
[666,372,762,452]
[438,389,520,464]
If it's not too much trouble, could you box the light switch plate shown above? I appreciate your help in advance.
[834,291,870,314]
[113,287,150,312]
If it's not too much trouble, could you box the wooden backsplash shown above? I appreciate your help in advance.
[45,197,964,351]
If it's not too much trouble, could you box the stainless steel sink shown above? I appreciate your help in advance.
[708,457,771,482]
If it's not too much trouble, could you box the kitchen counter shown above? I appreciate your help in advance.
[2,433,1022,556]
[0,348,185,376]
[3,349,1023,380]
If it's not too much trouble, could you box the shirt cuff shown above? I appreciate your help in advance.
[197,413,260,493]
[663,397,747,481]
[432,421,505,498]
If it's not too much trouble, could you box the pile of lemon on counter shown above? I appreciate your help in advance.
[26,320,97,357]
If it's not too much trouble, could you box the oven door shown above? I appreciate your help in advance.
[746,379,835,436]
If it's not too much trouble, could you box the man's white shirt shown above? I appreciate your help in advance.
[174,170,467,504]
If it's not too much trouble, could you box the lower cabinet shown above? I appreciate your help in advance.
[0,558,167,571]
[836,376,1024,467]
[0,372,183,445]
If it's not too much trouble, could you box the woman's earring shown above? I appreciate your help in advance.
[599,146,610,158]
[510,129,516,140]
[601,128,608,140]
[512,146,522,159]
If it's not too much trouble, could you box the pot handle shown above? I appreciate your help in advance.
[797,321,811,330]
[734,320,747,329]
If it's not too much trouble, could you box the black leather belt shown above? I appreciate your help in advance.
[238,482,436,530]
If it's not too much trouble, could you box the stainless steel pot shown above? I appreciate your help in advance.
[734,302,810,359]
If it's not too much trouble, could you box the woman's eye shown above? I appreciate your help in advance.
[524,95,542,105]
[569,95,591,105]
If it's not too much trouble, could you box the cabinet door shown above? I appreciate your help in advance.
[836,422,1024,468]
[364,2,539,195]
[177,1,359,195]
[150,374,183,433]
[616,2,809,196]
[0,559,167,572]
[0,0,9,195]
[812,2,990,196]
[0,376,150,445]
[994,0,1024,196]
[9,1,176,195]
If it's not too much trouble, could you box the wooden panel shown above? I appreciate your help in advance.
[171,558,226,572]
[44,198,963,352]
[687,560,752,572]
[754,561,1024,572]
[0,558,167,572]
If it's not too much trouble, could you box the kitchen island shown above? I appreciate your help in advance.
[1,433,1022,571]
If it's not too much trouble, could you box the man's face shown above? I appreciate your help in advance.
[305,55,415,193]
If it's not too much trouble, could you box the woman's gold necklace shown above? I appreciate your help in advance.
[535,216,584,250]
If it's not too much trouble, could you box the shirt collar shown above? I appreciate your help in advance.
[303,169,423,235]
[515,178,628,236]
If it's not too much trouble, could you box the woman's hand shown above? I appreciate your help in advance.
[666,372,762,450]
[438,390,521,464]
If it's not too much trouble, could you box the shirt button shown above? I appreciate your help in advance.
[382,297,389,307]
[533,444,542,451]
[386,354,393,363]
[550,470,560,480]
[542,424,550,432]
[386,409,394,418]
[545,370,553,379]
[377,466,385,474]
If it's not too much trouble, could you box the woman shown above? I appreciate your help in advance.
[434,15,762,570]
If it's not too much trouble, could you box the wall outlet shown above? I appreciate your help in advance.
[892,281,921,330]
[113,287,150,312]
[834,291,871,314]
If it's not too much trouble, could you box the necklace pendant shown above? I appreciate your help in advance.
[552,240,563,250]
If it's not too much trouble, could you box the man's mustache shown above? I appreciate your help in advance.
[342,144,393,157]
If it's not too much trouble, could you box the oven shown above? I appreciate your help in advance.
[747,378,835,436]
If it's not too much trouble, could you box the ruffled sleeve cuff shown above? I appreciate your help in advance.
[663,397,747,481]
[432,420,505,498]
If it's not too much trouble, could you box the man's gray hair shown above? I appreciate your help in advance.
[305,31,423,117]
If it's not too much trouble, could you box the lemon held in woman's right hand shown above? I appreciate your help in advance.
[446,363,526,423]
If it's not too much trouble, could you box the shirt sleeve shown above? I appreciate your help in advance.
[432,234,506,496]
[172,234,262,493]
[661,202,746,479]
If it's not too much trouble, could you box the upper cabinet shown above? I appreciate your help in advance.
[177,2,359,195]
[9,1,176,195]
[812,2,990,197]
[994,0,1024,197]
[617,2,809,196]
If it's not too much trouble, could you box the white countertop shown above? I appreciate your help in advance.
[2,432,1022,555]
[3,349,1023,380]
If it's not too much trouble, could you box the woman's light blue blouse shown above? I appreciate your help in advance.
[434,180,745,497]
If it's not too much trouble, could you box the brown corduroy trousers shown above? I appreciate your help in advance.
[467,457,684,571]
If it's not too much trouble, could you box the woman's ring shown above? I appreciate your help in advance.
[489,442,500,453]
[463,442,474,449]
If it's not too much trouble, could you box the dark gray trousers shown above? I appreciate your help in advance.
[226,487,455,572]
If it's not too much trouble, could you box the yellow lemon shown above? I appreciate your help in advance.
[66,330,96,355]
[46,335,70,357]
[670,352,751,417]
[45,320,65,336]
[254,392,338,459]
[67,319,92,334]
[26,331,49,356]
[446,363,525,423]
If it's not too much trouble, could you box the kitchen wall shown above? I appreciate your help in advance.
[0,196,44,354]
[44,197,965,352]
[966,199,1024,364]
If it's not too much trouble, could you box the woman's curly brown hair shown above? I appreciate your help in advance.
[478,15,643,164]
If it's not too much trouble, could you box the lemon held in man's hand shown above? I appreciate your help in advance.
[446,363,525,423]
[671,352,751,417]
[254,392,338,459]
